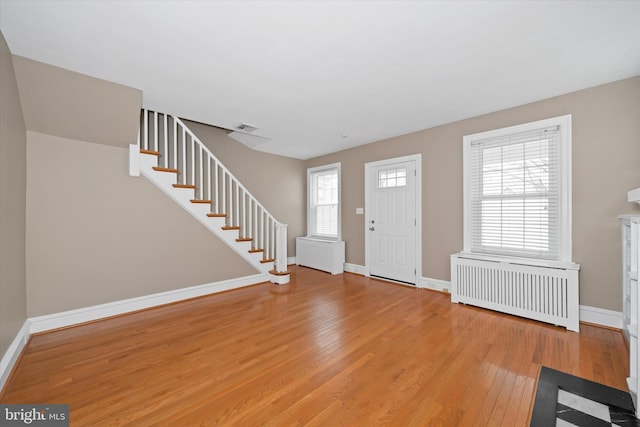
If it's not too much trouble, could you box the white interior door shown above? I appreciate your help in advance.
[366,159,417,284]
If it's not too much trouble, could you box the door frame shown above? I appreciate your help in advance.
[364,154,422,285]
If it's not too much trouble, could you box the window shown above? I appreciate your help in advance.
[378,167,407,188]
[307,163,341,239]
[463,115,572,262]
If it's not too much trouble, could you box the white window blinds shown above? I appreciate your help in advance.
[469,125,561,260]
[308,164,340,239]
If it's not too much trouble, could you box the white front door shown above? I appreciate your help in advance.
[366,158,417,284]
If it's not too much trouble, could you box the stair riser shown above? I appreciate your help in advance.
[138,153,272,274]
[134,110,288,283]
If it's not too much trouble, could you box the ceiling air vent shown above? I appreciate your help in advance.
[236,123,258,133]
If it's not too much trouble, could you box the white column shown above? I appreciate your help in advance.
[275,223,288,273]
[270,223,289,284]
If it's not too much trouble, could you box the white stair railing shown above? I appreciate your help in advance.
[137,109,288,275]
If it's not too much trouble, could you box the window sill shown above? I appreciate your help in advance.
[301,236,342,243]
[453,252,580,271]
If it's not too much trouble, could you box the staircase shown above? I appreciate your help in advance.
[129,109,289,284]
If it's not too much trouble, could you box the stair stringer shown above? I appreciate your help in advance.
[136,149,273,275]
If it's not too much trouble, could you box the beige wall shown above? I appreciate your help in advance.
[307,76,640,312]
[26,132,257,317]
[5,35,638,321]
[0,32,27,356]
[8,56,267,318]
[184,120,306,256]
[13,56,141,148]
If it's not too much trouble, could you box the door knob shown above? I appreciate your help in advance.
[369,226,375,231]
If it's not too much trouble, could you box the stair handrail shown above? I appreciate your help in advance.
[138,109,288,274]
[173,115,279,225]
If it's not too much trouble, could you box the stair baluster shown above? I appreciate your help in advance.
[134,109,289,283]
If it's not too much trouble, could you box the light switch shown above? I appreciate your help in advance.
[356,207,364,215]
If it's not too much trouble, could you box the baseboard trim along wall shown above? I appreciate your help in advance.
[343,263,451,293]
[0,273,269,392]
[344,263,366,275]
[578,305,623,329]
[343,263,622,330]
[0,269,624,393]
[29,273,269,334]
[0,321,31,392]
[418,277,451,293]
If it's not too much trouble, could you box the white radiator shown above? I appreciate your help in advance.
[450,254,580,332]
[296,237,345,275]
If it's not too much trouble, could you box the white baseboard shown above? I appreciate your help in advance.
[579,305,623,329]
[1,273,624,393]
[0,320,31,392]
[415,279,624,331]
[287,256,296,265]
[1,274,268,392]
[344,263,366,275]
[419,277,451,293]
[29,273,268,334]
[343,264,450,293]
[358,271,620,329]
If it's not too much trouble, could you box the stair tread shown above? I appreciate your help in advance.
[269,269,291,276]
[139,111,286,278]
[152,166,179,173]
[140,149,161,156]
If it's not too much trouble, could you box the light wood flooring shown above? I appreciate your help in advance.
[1,266,629,426]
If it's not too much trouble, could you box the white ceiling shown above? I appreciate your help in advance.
[1,1,639,160]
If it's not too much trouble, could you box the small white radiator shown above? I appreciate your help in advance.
[450,254,580,332]
[296,237,345,275]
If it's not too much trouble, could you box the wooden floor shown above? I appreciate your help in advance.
[1,266,629,426]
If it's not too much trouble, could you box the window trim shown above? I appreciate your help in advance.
[307,162,341,240]
[462,115,573,264]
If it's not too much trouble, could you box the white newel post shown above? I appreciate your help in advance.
[271,223,290,284]
[129,143,140,177]
[129,112,143,177]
